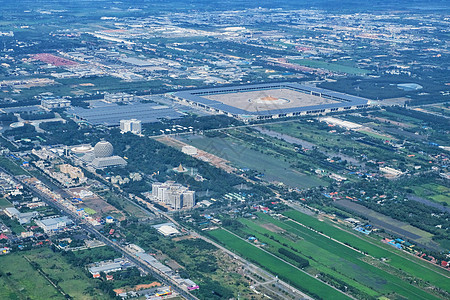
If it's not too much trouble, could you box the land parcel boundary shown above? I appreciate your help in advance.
[207,228,350,300]
[283,210,450,293]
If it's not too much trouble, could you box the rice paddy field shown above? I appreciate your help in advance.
[209,210,449,300]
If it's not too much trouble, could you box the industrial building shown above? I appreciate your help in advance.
[69,102,184,126]
[3,207,38,224]
[35,216,73,233]
[152,181,195,210]
[41,98,71,109]
[171,82,371,121]
[87,258,136,277]
[152,223,180,237]
[120,119,142,134]
[104,92,134,103]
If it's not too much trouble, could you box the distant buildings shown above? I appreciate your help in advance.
[3,207,38,224]
[41,98,71,109]
[120,119,142,134]
[59,164,85,180]
[104,92,134,103]
[79,140,127,169]
[152,181,195,210]
[35,216,73,233]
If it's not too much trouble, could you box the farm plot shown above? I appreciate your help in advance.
[283,210,450,291]
[244,213,446,299]
[207,228,350,300]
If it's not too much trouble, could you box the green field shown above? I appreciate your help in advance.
[0,251,64,300]
[83,207,97,215]
[290,59,370,75]
[283,210,450,292]
[0,198,12,209]
[181,135,325,188]
[411,183,450,205]
[0,156,28,175]
[0,248,110,300]
[239,213,445,299]
[207,228,350,300]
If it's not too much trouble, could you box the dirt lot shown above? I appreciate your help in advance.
[66,187,125,220]
[260,222,285,233]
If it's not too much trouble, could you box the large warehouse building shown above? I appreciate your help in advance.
[171,82,371,121]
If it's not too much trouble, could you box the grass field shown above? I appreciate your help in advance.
[25,248,110,299]
[181,135,325,188]
[411,183,450,205]
[0,156,28,175]
[0,248,111,300]
[207,228,351,300]
[0,198,12,208]
[83,207,97,215]
[290,59,370,75]
[0,251,64,300]
[97,191,150,219]
[236,212,446,299]
[283,210,450,292]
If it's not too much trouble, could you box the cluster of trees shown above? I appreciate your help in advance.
[0,113,18,123]
[278,248,309,268]
[386,106,449,130]
[20,111,55,120]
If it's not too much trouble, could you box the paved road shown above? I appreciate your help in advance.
[9,168,198,300]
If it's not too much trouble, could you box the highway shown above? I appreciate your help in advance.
[7,168,198,300]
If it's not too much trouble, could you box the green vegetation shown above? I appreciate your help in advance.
[181,133,325,188]
[283,210,450,291]
[0,251,64,300]
[120,221,256,300]
[410,183,450,205]
[0,156,27,175]
[26,248,111,299]
[208,228,351,300]
[0,247,111,300]
[290,59,370,75]
[96,191,150,218]
[0,198,12,209]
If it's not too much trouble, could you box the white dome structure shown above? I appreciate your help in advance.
[94,141,114,158]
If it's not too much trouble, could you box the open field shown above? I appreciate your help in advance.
[96,191,151,219]
[66,187,126,220]
[238,218,380,298]
[0,156,28,175]
[282,210,450,290]
[240,212,447,299]
[334,200,440,249]
[0,251,65,300]
[180,135,325,188]
[24,248,110,300]
[207,228,351,300]
[410,183,450,206]
[0,197,12,208]
[290,59,370,75]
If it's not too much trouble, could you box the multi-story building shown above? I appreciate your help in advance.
[151,181,195,209]
[120,119,142,134]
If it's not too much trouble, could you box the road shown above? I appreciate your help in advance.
[9,169,198,300]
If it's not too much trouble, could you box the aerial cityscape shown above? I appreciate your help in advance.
[0,0,449,299]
